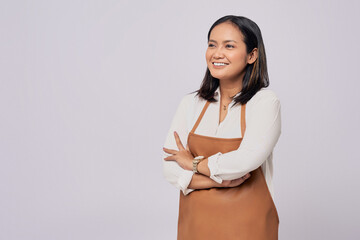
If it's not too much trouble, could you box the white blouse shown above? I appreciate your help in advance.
[162,86,281,199]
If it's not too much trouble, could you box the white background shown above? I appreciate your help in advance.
[1,0,359,239]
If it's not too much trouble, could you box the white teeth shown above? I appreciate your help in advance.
[213,62,227,66]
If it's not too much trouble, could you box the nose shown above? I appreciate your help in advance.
[213,46,225,59]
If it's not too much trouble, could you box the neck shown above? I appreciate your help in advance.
[218,70,244,101]
[219,81,242,102]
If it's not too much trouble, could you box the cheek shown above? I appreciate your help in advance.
[205,50,211,61]
[230,52,247,66]
[205,50,213,67]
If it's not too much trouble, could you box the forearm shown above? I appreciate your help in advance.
[188,172,222,189]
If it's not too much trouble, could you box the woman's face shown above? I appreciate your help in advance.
[205,22,256,81]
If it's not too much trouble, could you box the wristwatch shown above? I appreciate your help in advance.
[192,156,205,173]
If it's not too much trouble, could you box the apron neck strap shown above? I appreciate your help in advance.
[241,104,246,137]
[190,101,210,134]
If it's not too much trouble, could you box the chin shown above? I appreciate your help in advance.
[209,72,228,79]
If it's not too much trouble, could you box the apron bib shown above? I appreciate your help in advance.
[177,101,279,240]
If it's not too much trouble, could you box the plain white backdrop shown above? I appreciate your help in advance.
[1,0,359,239]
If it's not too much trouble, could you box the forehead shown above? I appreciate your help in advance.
[209,22,244,42]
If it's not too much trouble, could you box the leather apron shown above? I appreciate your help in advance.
[177,101,279,240]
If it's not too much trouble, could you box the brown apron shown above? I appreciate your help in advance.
[178,101,279,240]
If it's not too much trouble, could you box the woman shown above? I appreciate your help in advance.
[162,15,281,240]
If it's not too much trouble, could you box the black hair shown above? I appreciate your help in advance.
[192,15,269,107]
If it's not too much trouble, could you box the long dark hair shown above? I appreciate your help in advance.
[192,15,269,107]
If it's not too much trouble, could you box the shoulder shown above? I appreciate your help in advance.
[178,90,203,108]
[246,88,281,115]
[248,88,281,106]
[175,91,206,122]
[252,88,280,101]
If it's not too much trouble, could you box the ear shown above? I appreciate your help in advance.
[247,48,258,64]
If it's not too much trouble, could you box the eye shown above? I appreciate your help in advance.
[208,43,215,47]
[226,44,234,48]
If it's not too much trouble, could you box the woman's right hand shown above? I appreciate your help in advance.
[220,173,251,188]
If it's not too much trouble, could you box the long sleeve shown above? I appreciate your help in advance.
[162,95,195,195]
[207,90,281,184]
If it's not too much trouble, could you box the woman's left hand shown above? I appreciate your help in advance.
[163,131,194,171]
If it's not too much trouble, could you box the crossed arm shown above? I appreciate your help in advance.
[188,171,250,189]
[163,132,250,191]
[171,159,250,190]
[162,94,267,195]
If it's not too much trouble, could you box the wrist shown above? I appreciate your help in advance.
[197,157,210,177]
[192,156,205,173]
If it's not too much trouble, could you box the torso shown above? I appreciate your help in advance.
[178,98,280,240]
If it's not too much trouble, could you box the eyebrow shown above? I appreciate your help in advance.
[208,39,237,43]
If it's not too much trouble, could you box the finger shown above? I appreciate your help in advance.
[219,180,230,187]
[163,147,178,155]
[236,178,246,183]
[174,131,185,150]
[244,173,251,178]
[163,156,176,161]
[227,179,242,187]
[241,174,250,180]
[233,178,245,186]
[233,175,250,185]
[222,180,231,185]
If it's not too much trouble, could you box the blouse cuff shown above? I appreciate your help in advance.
[178,170,195,195]
[207,152,223,184]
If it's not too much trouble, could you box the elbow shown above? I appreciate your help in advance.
[162,160,175,185]
[162,160,183,189]
[181,188,195,196]
[162,160,194,195]
[162,152,174,183]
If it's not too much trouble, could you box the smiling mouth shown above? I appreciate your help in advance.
[212,62,229,66]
